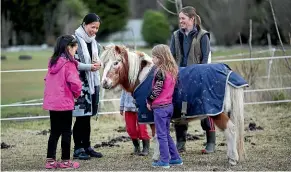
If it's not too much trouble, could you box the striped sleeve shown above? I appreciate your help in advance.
[147,69,165,103]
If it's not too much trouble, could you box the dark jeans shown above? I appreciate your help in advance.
[47,110,72,160]
[73,115,91,149]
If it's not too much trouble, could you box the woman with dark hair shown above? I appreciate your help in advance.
[43,35,82,169]
[72,13,103,160]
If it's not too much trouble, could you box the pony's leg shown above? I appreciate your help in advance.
[211,113,238,165]
[149,124,160,161]
[229,85,246,162]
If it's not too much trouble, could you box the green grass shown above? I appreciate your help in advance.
[2,72,45,104]
[1,50,51,105]
[1,50,52,70]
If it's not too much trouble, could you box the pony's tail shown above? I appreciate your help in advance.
[230,86,246,161]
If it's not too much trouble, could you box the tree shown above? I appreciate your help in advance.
[56,0,89,35]
[142,10,171,46]
[1,11,13,47]
[271,0,291,44]
[159,0,182,32]
[42,0,60,45]
[1,0,60,45]
[81,0,129,40]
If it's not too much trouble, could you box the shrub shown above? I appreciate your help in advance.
[272,91,286,101]
[142,10,171,47]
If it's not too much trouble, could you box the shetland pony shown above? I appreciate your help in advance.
[100,45,246,165]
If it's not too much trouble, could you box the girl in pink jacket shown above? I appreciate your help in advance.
[43,35,82,169]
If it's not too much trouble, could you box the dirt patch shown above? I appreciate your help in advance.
[94,135,131,148]
[248,122,264,131]
[36,129,50,135]
[186,133,202,141]
[1,142,15,149]
[218,142,226,146]
[114,126,126,133]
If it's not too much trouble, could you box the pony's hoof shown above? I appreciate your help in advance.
[228,158,238,165]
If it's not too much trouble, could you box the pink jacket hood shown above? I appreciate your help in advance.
[43,56,82,111]
[49,55,78,74]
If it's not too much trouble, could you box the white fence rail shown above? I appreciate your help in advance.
[1,56,291,73]
[1,69,47,73]
[0,98,120,108]
[1,87,291,108]
[214,49,275,59]
[0,111,121,121]
[1,99,291,121]
[214,55,291,63]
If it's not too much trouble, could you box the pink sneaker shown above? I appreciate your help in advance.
[45,159,58,169]
[58,160,80,169]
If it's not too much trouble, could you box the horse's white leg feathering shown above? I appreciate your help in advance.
[230,86,246,162]
[224,120,239,165]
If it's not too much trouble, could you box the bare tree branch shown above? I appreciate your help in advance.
[157,0,177,15]
[268,0,291,71]
[175,0,183,13]
[167,0,176,4]
[269,0,286,54]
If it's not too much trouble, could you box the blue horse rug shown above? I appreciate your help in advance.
[133,63,248,124]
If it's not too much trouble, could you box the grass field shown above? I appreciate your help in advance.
[1,105,291,171]
[1,46,291,170]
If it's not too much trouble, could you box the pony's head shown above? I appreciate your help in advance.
[100,44,153,92]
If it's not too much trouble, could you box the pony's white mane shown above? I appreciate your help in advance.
[127,51,141,85]
[100,44,153,86]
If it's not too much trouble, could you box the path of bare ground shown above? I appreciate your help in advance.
[1,105,291,171]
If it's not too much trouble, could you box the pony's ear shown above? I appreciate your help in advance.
[115,45,122,54]
[140,53,153,64]
[103,43,115,50]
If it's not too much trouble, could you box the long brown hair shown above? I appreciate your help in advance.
[152,44,178,79]
[179,6,201,28]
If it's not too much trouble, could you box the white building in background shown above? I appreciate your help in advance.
[106,0,163,48]
[106,19,146,47]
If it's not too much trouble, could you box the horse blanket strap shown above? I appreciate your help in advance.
[173,63,248,117]
[133,66,156,124]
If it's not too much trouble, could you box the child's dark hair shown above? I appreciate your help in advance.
[50,35,78,66]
